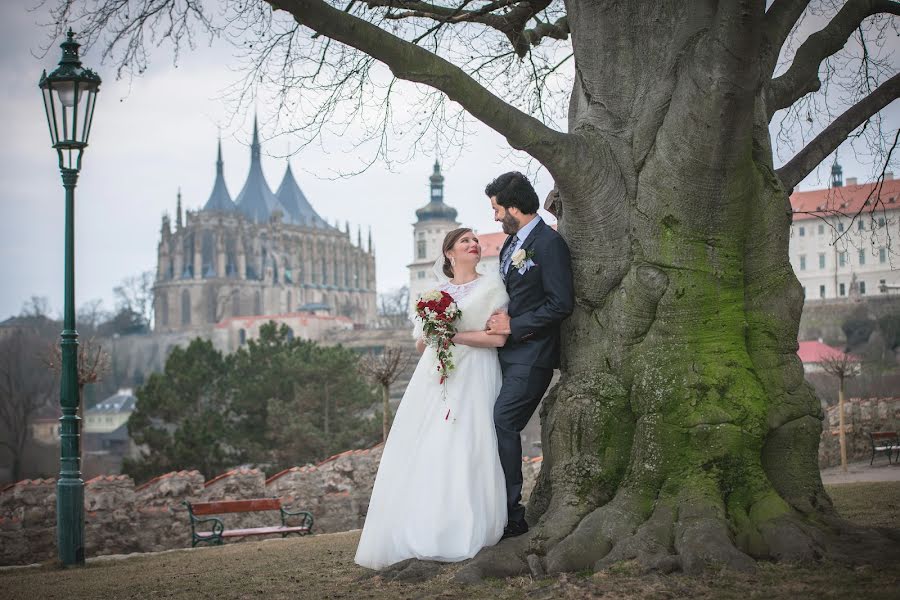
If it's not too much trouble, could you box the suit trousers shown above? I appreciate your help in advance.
[494,359,554,524]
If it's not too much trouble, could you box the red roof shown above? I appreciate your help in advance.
[476,223,559,259]
[797,340,857,364]
[790,178,900,222]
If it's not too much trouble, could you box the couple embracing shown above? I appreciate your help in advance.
[355,171,574,570]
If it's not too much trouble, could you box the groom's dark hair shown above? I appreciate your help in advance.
[485,172,539,214]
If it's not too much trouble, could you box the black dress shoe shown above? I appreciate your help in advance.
[501,520,529,540]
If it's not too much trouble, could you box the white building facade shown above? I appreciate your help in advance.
[789,165,900,301]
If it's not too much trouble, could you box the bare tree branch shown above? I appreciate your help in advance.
[776,72,900,190]
[767,0,900,116]
[764,0,811,62]
[270,0,575,169]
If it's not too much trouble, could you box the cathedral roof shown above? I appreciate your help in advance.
[276,163,329,228]
[235,117,281,223]
[202,139,236,213]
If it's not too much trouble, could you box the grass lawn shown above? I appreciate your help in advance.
[1,482,898,600]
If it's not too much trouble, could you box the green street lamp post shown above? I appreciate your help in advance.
[38,29,101,566]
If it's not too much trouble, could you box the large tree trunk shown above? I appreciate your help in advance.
[456,1,894,579]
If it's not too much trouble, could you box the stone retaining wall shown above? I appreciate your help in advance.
[0,443,542,566]
[818,397,900,467]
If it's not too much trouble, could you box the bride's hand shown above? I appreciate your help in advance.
[416,336,426,354]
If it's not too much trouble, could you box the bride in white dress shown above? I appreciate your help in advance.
[355,228,509,570]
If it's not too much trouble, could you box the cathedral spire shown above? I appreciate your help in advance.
[236,114,279,223]
[368,226,373,254]
[176,188,183,229]
[358,225,363,248]
[216,135,224,175]
[251,113,261,164]
[203,137,236,214]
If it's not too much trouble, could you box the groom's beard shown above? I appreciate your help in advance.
[501,213,520,235]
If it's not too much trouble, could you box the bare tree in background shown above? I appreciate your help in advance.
[0,330,57,482]
[358,347,409,441]
[113,271,155,329]
[51,0,900,576]
[821,351,862,473]
[19,296,52,320]
[377,286,410,327]
[45,337,111,416]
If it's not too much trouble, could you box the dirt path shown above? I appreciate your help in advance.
[1,482,898,600]
[820,460,900,485]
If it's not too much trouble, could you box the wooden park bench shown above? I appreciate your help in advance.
[868,431,900,466]
[183,498,313,547]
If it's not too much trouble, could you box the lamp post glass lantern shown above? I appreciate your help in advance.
[38,28,101,566]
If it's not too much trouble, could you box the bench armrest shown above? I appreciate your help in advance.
[281,506,314,531]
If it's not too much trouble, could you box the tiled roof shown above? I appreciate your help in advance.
[790,178,900,222]
[214,311,353,329]
[87,389,136,415]
[275,164,329,228]
[203,467,262,488]
[202,139,236,214]
[476,222,559,258]
[133,469,202,492]
[797,340,858,363]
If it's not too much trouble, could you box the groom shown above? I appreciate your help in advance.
[485,172,574,539]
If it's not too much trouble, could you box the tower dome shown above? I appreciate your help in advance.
[202,138,236,213]
[415,160,458,222]
[235,116,280,222]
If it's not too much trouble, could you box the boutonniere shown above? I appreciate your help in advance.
[511,248,536,274]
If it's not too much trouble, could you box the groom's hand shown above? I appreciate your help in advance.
[486,310,512,335]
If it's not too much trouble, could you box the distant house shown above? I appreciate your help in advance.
[83,389,139,474]
[797,340,858,373]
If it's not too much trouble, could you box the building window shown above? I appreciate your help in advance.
[418,232,425,240]
[858,219,865,231]
[859,281,867,295]
[819,253,826,269]
[417,240,427,260]
[839,252,846,267]
[839,283,846,296]
[181,290,191,325]
[159,292,169,327]
[239,328,246,345]
[819,285,826,299]
[798,226,805,237]
[417,270,425,279]
[799,255,806,270]
[879,247,887,263]
[880,278,887,292]
[232,294,241,317]
[878,217,886,227]
[818,224,825,235]
[837,222,845,232]
[254,291,262,315]
[858,249,866,266]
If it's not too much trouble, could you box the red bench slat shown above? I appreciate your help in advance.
[190,498,282,516]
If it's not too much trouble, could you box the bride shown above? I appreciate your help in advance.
[355,227,509,570]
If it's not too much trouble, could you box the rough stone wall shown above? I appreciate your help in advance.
[799,296,900,345]
[818,397,900,467]
[0,443,541,566]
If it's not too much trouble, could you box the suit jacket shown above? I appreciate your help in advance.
[498,218,574,368]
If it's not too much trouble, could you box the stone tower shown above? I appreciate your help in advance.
[407,161,460,305]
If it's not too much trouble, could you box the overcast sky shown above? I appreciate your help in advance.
[1,3,897,321]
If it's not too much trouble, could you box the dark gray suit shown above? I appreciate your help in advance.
[495,218,574,524]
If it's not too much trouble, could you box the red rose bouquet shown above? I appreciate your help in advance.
[415,289,462,387]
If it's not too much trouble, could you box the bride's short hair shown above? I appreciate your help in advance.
[441,227,474,278]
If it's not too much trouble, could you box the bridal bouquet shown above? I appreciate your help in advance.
[415,290,462,386]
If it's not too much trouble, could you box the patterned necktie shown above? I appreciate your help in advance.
[500,236,518,279]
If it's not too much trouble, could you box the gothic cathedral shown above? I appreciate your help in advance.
[153,119,377,332]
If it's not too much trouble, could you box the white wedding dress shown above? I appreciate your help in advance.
[355,272,509,570]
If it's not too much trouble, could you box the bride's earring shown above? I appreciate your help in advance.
[450,256,456,267]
